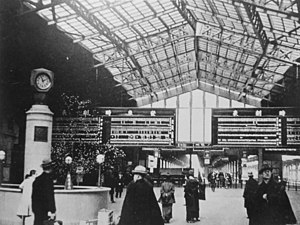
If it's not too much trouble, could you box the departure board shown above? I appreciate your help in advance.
[212,108,300,147]
[102,116,175,146]
[286,117,300,145]
[216,117,281,146]
[52,117,103,143]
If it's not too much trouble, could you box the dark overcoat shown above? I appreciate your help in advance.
[243,177,258,208]
[118,178,164,225]
[255,178,297,225]
[32,172,56,225]
[184,177,200,220]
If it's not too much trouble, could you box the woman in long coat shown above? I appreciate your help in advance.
[184,170,200,223]
[158,174,175,223]
[118,165,164,225]
[17,170,36,225]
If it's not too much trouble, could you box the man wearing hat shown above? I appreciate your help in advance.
[118,165,164,225]
[243,171,258,225]
[255,164,296,225]
[32,158,56,225]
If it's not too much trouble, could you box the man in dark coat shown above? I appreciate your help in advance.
[32,159,56,225]
[184,169,200,223]
[255,164,297,225]
[103,166,116,203]
[243,172,258,225]
[118,165,164,225]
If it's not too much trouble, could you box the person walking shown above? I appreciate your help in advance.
[32,159,56,225]
[115,172,125,198]
[158,173,175,223]
[243,172,258,225]
[17,170,36,225]
[118,165,164,225]
[184,169,200,223]
[255,164,297,225]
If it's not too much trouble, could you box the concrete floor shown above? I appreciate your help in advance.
[107,186,300,225]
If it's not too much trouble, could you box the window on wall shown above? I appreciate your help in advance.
[192,90,203,108]
[152,100,165,108]
[179,92,190,108]
[166,97,177,108]
[204,109,212,143]
[205,92,217,108]
[178,108,190,141]
[138,90,256,145]
[232,100,244,107]
[192,108,204,142]
[218,97,230,108]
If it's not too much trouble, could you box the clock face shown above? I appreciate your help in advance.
[35,73,51,90]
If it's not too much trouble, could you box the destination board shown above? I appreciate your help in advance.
[286,117,300,145]
[212,108,300,147]
[102,116,175,146]
[52,117,103,143]
[216,117,281,146]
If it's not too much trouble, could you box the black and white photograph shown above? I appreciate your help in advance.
[1,0,300,224]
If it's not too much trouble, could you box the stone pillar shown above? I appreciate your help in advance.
[24,104,53,176]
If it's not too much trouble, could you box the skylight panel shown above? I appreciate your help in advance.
[94,9,124,29]
[114,27,137,41]
[81,0,104,10]
[153,0,175,12]
[121,2,144,20]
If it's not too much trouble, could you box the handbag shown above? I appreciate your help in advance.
[43,219,63,225]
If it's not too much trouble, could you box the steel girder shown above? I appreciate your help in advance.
[20,0,300,107]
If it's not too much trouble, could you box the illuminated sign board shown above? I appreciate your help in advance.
[212,108,300,147]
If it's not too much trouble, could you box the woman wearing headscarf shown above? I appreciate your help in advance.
[184,169,200,223]
[158,173,175,223]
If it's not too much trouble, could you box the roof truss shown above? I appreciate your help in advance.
[21,0,300,106]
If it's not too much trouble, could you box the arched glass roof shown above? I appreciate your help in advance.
[22,0,300,107]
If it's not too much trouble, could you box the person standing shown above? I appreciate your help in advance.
[115,172,125,198]
[158,173,175,223]
[243,172,258,225]
[255,164,297,225]
[118,165,164,225]
[32,159,56,225]
[184,169,200,223]
[17,170,36,225]
[103,166,116,203]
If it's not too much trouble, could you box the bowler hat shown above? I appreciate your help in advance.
[259,164,273,174]
[132,165,147,175]
[41,158,53,169]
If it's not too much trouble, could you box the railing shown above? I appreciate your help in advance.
[287,181,299,191]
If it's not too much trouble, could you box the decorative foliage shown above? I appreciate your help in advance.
[51,142,125,184]
[51,93,126,184]
[60,93,91,117]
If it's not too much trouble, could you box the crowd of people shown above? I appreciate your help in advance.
[16,159,298,225]
[243,164,297,225]
[207,171,233,190]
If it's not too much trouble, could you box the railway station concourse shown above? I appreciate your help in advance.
[1,0,300,225]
